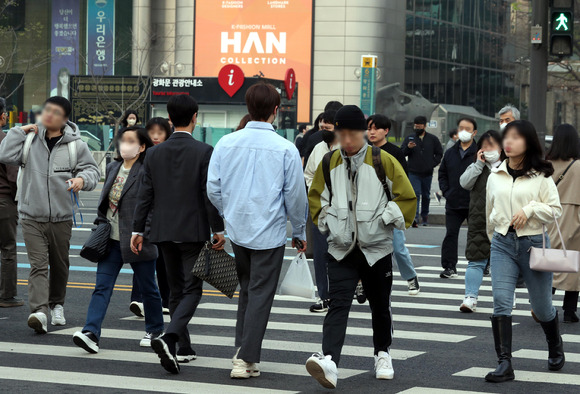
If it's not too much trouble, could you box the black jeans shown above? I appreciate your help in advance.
[441,208,469,270]
[158,242,204,351]
[131,251,170,308]
[322,247,393,366]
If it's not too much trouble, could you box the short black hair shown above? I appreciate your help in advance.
[324,101,343,112]
[44,96,72,118]
[448,128,458,138]
[457,117,477,131]
[413,116,427,125]
[245,82,280,121]
[115,126,154,162]
[546,123,580,161]
[121,109,140,127]
[145,117,172,140]
[0,97,5,113]
[298,124,307,133]
[167,95,199,127]
[367,114,391,130]
[320,110,337,125]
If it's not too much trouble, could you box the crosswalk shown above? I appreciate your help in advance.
[1,260,579,393]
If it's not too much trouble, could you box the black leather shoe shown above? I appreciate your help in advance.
[539,311,565,371]
[485,316,515,383]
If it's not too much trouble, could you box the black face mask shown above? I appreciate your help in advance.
[414,128,424,136]
[322,129,335,144]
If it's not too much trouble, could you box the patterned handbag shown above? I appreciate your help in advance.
[192,242,239,298]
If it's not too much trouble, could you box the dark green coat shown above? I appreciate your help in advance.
[461,161,491,261]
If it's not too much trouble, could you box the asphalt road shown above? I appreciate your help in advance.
[0,185,579,393]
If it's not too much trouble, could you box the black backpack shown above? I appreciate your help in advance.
[321,146,392,205]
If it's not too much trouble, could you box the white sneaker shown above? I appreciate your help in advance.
[305,353,338,389]
[374,351,394,380]
[130,301,145,317]
[231,356,260,378]
[460,297,477,313]
[28,312,48,334]
[51,304,66,326]
[140,332,162,347]
[72,331,99,354]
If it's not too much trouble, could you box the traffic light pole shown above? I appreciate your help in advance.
[529,0,549,139]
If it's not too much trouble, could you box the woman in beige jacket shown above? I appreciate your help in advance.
[546,124,580,323]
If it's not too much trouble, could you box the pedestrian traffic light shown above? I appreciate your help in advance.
[550,0,574,56]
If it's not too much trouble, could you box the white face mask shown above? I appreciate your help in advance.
[499,122,507,131]
[127,118,137,126]
[483,150,501,163]
[457,130,473,143]
[119,142,140,160]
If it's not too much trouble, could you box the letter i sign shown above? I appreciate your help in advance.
[218,64,245,97]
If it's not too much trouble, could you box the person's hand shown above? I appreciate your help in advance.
[21,124,38,134]
[293,239,307,253]
[130,234,143,255]
[510,209,528,230]
[477,149,485,163]
[211,233,226,250]
[66,177,84,193]
[407,141,417,149]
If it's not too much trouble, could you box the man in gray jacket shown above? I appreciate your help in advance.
[0,96,100,334]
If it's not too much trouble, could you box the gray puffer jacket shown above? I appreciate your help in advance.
[0,122,100,222]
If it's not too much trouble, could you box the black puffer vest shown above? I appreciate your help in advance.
[465,165,491,261]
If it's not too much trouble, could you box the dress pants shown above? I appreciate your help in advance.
[21,219,72,317]
[0,197,18,299]
[158,242,204,351]
[441,208,469,270]
[232,243,285,363]
[323,247,393,366]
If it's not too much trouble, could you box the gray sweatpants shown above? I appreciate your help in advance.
[21,219,72,317]
[232,243,285,363]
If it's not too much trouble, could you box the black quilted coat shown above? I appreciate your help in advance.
[465,165,491,261]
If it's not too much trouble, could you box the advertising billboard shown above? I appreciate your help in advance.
[50,0,80,100]
[86,0,116,76]
[194,0,313,123]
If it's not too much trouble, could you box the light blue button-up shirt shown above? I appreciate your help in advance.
[207,121,308,250]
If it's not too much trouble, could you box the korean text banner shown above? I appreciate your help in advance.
[194,0,313,123]
[86,0,115,76]
[50,0,80,100]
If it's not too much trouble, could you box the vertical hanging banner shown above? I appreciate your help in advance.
[360,55,377,117]
[86,0,116,76]
[50,0,80,100]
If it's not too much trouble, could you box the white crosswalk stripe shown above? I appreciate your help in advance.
[453,367,580,386]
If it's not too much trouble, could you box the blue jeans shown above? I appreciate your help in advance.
[408,173,432,222]
[392,229,417,281]
[311,222,329,300]
[84,241,164,339]
[465,259,488,298]
[490,232,556,322]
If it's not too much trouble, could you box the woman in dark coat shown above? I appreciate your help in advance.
[458,130,504,312]
[73,126,163,353]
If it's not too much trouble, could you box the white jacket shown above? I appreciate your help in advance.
[486,160,562,239]
[304,141,339,188]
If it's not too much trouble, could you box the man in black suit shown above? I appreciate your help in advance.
[131,95,225,374]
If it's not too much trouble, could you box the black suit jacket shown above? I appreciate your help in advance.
[133,132,224,243]
[97,160,158,263]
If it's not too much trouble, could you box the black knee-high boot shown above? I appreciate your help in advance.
[539,311,566,371]
[485,316,515,383]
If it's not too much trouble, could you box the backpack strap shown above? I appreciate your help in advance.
[371,146,392,202]
[21,132,35,168]
[555,159,577,186]
[68,139,78,173]
[321,150,335,205]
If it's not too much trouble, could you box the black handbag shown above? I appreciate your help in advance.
[191,242,239,298]
[80,221,112,263]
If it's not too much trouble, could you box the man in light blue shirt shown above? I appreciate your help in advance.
[207,82,308,379]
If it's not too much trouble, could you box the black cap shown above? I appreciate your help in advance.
[334,105,367,131]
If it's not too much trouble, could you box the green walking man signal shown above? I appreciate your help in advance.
[550,1,574,57]
[554,13,570,31]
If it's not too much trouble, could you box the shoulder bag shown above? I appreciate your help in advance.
[80,221,112,263]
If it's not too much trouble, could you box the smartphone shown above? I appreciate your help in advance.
[409,136,415,141]
[293,237,304,250]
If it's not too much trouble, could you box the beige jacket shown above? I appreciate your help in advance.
[486,160,562,239]
[304,140,339,188]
